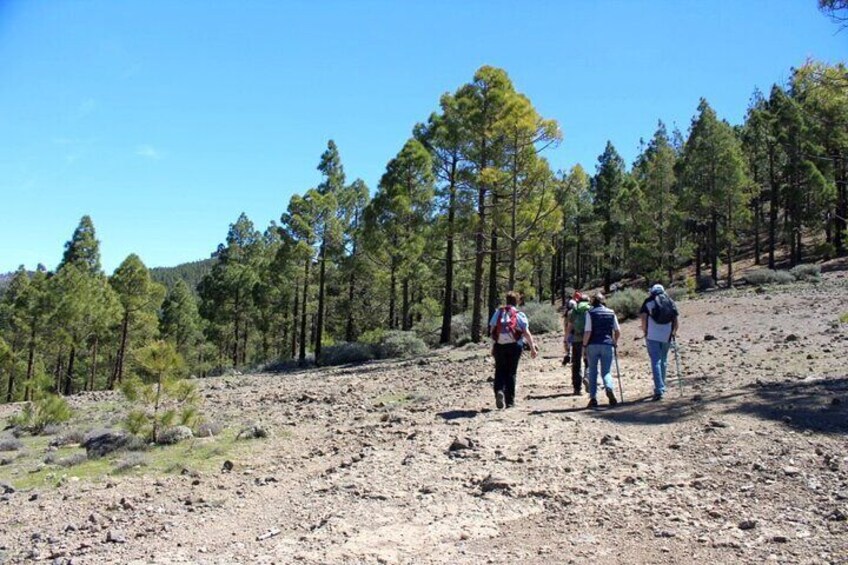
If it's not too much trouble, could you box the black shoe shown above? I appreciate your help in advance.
[562,355,571,366]
[495,390,505,409]
[573,388,582,396]
[505,403,515,409]
[652,393,663,401]
[587,398,598,408]
[606,388,618,406]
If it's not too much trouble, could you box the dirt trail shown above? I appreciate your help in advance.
[1,273,847,564]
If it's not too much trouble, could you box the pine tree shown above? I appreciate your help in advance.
[592,141,627,292]
[59,215,102,275]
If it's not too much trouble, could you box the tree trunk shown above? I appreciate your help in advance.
[710,213,718,282]
[768,145,777,269]
[402,277,411,331]
[389,260,397,330]
[291,279,299,359]
[439,174,457,344]
[315,238,327,362]
[63,345,75,396]
[471,182,486,343]
[88,336,99,392]
[488,189,499,316]
[299,259,310,363]
[109,312,130,389]
[24,326,36,401]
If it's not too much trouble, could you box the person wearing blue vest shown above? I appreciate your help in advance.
[489,291,538,409]
[581,292,620,408]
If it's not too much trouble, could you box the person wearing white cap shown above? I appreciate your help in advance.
[639,284,679,400]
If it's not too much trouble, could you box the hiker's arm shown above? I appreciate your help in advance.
[613,329,621,347]
[671,316,679,340]
[640,313,648,338]
[564,321,573,349]
[524,328,538,358]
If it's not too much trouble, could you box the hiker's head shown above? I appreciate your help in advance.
[573,291,585,302]
[650,284,665,296]
[566,299,576,311]
[592,292,606,307]
[505,290,520,307]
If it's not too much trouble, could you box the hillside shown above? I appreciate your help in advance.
[0,272,846,563]
[149,257,215,292]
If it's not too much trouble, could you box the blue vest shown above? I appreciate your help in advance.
[588,306,616,346]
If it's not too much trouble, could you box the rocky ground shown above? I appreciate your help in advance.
[0,272,847,564]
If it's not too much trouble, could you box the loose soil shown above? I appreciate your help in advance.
[1,273,846,564]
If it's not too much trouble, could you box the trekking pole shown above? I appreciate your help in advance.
[613,345,624,402]
[671,337,683,396]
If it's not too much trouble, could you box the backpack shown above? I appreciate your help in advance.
[571,302,591,334]
[650,294,677,324]
[491,306,524,342]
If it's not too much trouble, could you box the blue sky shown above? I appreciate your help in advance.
[0,0,845,273]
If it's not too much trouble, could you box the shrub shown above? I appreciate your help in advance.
[320,342,376,366]
[790,263,821,282]
[49,428,87,447]
[113,453,148,473]
[450,313,473,345]
[666,287,687,302]
[358,328,385,346]
[0,437,23,452]
[520,302,561,335]
[375,331,429,360]
[607,289,644,321]
[196,420,223,438]
[839,312,848,325]
[7,395,72,434]
[744,268,795,286]
[44,452,87,468]
[685,276,697,298]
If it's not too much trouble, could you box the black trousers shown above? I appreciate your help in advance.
[493,342,523,406]
[571,341,585,391]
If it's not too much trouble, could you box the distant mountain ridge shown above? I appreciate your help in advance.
[150,257,215,292]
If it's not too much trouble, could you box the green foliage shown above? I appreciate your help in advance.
[684,276,697,298]
[319,342,376,366]
[375,331,428,360]
[122,340,199,443]
[607,289,644,321]
[520,302,560,335]
[789,263,821,282]
[839,312,848,324]
[8,395,72,434]
[744,269,796,286]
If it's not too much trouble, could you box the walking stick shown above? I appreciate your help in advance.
[613,345,624,402]
[671,338,683,396]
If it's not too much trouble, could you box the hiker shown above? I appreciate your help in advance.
[581,292,620,408]
[565,292,592,395]
[639,284,679,401]
[489,290,538,409]
[562,298,576,366]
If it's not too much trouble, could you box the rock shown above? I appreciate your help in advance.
[0,483,14,495]
[600,434,616,445]
[480,474,512,493]
[106,530,127,544]
[784,334,799,342]
[708,419,729,428]
[771,535,789,543]
[449,438,474,451]
[829,509,847,522]
[156,426,193,445]
[236,424,268,440]
[738,519,757,530]
[221,460,234,473]
[704,335,717,342]
[256,528,281,541]
[782,466,802,477]
[83,430,129,458]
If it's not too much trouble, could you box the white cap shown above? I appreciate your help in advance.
[650,284,665,295]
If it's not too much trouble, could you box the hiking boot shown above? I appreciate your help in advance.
[495,390,505,409]
[587,398,598,409]
[652,393,663,401]
[582,377,589,391]
[605,388,618,406]
[573,388,581,396]
[562,355,571,366]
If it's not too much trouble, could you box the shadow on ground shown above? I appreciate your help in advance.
[578,376,847,435]
[722,375,848,434]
